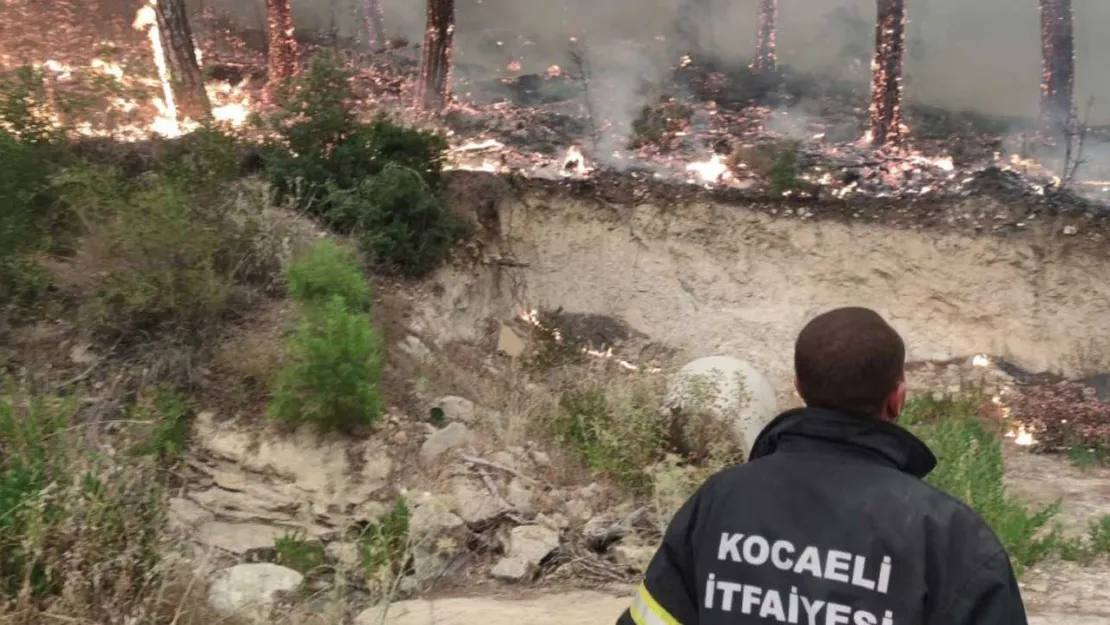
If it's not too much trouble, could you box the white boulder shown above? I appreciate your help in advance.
[664,356,778,457]
[207,563,303,624]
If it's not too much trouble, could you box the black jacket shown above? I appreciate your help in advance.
[617,408,1027,625]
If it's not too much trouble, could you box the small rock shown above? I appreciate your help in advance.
[207,563,304,625]
[506,479,536,515]
[565,498,591,521]
[529,450,551,467]
[409,497,466,540]
[452,478,503,525]
[211,470,249,492]
[325,542,361,570]
[536,512,569,531]
[398,335,432,361]
[497,323,527,358]
[1063,224,1078,236]
[491,525,560,582]
[576,482,603,501]
[612,544,656,573]
[420,422,472,464]
[437,396,477,424]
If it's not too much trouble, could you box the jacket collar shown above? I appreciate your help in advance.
[748,407,937,478]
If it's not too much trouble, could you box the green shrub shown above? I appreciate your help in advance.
[67,170,233,339]
[554,380,670,491]
[0,383,166,617]
[274,530,326,575]
[0,133,54,302]
[268,296,385,432]
[130,386,190,460]
[287,239,370,311]
[261,57,447,216]
[0,67,72,304]
[360,498,411,581]
[327,164,470,278]
[156,124,242,192]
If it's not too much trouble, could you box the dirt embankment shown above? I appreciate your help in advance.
[419,172,1110,388]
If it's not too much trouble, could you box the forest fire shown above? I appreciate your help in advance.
[2,0,1106,204]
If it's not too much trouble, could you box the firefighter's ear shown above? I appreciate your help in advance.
[881,379,907,423]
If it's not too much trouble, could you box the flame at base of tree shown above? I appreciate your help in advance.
[752,0,777,73]
[868,0,907,148]
[265,0,298,100]
[1039,0,1075,132]
[151,0,209,121]
[416,0,455,112]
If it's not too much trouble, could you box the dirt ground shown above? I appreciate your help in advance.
[360,445,1110,624]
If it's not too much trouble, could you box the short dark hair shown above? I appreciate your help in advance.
[794,307,906,417]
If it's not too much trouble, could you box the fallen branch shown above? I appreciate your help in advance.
[458,453,539,485]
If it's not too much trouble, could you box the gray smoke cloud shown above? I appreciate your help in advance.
[218,0,1104,125]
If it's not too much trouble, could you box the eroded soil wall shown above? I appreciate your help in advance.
[423,174,1110,387]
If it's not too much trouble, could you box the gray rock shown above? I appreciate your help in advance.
[506,479,536,516]
[207,563,304,624]
[452,478,503,525]
[497,323,527,358]
[491,525,560,582]
[196,521,286,555]
[664,356,778,457]
[420,422,472,464]
[409,495,466,541]
[612,543,656,573]
[436,396,477,424]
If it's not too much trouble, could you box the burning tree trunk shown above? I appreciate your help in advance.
[415,0,455,112]
[1039,0,1075,131]
[752,0,777,73]
[265,0,298,100]
[153,0,210,120]
[366,0,386,49]
[868,0,907,147]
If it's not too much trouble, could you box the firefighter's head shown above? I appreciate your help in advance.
[793,307,907,422]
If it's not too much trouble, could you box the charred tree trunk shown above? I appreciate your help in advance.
[415,0,455,112]
[153,0,210,120]
[1039,0,1075,132]
[752,0,777,73]
[265,0,298,100]
[869,0,907,147]
[366,0,386,49]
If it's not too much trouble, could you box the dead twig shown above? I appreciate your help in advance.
[1057,96,1094,192]
[458,453,539,485]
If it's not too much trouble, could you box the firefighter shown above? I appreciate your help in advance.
[618,307,1027,625]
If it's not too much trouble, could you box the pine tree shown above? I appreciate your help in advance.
[366,0,386,49]
[752,0,778,73]
[868,0,907,147]
[153,0,209,120]
[1039,0,1075,132]
[265,0,298,101]
[415,0,455,112]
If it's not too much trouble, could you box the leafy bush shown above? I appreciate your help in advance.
[902,395,1110,572]
[328,164,470,278]
[259,56,464,277]
[268,296,385,432]
[0,67,71,304]
[287,239,370,311]
[53,157,286,343]
[0,383,166,618]
[261,57,447,216]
